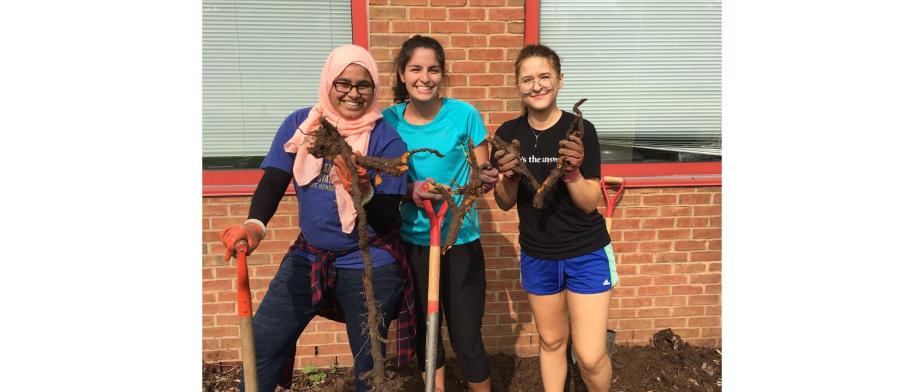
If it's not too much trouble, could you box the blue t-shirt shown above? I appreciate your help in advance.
[261,107,408,269]
[381,98,488,246]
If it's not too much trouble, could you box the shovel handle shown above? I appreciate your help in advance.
[421,183,449,392]
[233,240,259,391]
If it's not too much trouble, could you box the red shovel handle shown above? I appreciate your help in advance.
[600,176,626,218]
[234,240,253,317]
[421,183,449,247]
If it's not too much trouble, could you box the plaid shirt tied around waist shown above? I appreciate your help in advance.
[289,231,417,367]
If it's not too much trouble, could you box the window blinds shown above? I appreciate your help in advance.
[540,0,722,155]
[203,0,352,157]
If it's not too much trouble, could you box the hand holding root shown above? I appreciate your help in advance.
[413,178,445,208]
[558,134,584,183]
[488,136,540,191]
[533,98,587,208]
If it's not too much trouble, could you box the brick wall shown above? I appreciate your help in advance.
[202,187,722,367]
[369,0,525,132]
[202,0,721,369]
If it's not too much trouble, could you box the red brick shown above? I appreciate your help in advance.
[489,112,519,124]
[430,21,468,33]
[672,285,704,295]
[470,74,505,86]
[704,283,722,295]
[625,207,658,218]
[689,294,720,305]
[639,241,672,252]
[623,229,656,241]
[450,61,485,73]
[370,34,413,47]
[449,8,485,20]
[507,0,524,5]
[203,326,238,338]
[692,228,721,239]
[618,276,652,287]
[203,204,228,217]
[676,217,710,227]
[642,217,675,229]
[469,99,504,111]
[637,307,671,318]
[710,216,722,227]
[675,263,708,273]
[370,7,407,20]
[660,206,693,217]
[672,306,705,317]
[507,21,524,34]
[690,251,722,262]
[621,253,654,264]
[609,308,637,318]
[674,240,708,251]
[619,318,653,330]
[470,21,506,34]
[654,296,686,307]
[657,228,691,240]
[713,193,722,204]
[654,317,688,328]
[701,327,722,337]
[679,193,712,204]
[489,7,523,20]
[694,205,722,216]
[655,252,689,263]
[689,316,721,327]
[489,35,524,48]
[642,195,678,205]
[613,218,642,229]
[470,48,504,61]
[689,273,721,284]
[470,0,506,5]
[708,239,721,251]
[653,274,687,285]
[392,0,427,4]
[637,286,671,297]
[639,264,672,275]
[616,264,637,276]
[431,0,466,5]
[449,87,485,99]
[391,21,430,33]
[409,7,446,20]
[203,280,232,292]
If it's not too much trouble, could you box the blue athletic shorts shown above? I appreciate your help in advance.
[520,244,618,295]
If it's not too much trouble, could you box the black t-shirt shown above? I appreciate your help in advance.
[494,111,611,260]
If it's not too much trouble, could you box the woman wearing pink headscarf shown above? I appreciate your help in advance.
[220,44,416,392]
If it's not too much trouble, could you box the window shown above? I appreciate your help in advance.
[540,0,721,163]
[203,0,353,169]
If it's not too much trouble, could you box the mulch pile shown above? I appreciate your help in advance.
[203,328,721,391]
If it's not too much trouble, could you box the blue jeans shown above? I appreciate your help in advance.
[241,252,404,392]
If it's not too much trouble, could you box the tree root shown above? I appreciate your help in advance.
[486,136,540,192]
[303,117,440,390]
[533,98,587,209]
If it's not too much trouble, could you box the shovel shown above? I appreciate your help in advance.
[421,183,449,392]
[601,176,626,265]
[233,240,259,392]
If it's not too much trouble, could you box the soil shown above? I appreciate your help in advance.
[203,329,721,392]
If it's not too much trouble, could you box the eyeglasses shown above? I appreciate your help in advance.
[332,80,375,95]
[517,74,555,93]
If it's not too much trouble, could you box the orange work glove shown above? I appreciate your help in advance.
[221,220,265,262]
[332,153,373,200]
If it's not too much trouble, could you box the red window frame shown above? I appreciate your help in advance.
[203,0,720,196]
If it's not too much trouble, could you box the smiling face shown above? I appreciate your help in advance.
[328,63,375,120]
[516,56,563,113]
[398,48,444,103]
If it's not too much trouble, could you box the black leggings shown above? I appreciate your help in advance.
[404,240,490,383]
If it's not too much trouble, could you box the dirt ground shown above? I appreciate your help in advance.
[203,329,721,392]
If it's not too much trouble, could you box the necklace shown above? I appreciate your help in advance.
[530,126,543,148]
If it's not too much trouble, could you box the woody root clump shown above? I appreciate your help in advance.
[304,117,442,390]
[487,98,588,209]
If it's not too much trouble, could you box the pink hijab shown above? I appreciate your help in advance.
[283,44,382,234]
